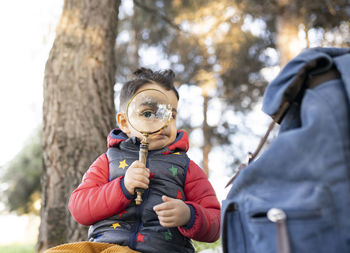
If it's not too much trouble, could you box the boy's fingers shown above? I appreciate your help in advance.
[153,203,166,212]
[159,218,176,228]
[155,210,173,218]
[133,175,149,184]
[130,161,141,168]
[153,204,161,212]
[135,183,149,189]
[153,201,172,212]
[153,195,176,211]
[131,167,150,177]
[158,216,173,223]
[162,195,171,202]
[131,160,147,170]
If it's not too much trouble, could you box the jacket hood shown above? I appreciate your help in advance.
[107,128,189,153]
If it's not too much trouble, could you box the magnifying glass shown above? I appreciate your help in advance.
[126,88,172,205]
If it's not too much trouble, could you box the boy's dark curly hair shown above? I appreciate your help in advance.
[119,67,179,112]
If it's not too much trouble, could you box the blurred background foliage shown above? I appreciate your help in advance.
[1,127,42,215]
[1,0,349,233]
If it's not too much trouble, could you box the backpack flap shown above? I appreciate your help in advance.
[262,47,350,122]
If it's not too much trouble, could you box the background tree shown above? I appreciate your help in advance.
[115,0,273,176]
[114,0,349,176]
[37,0,121,251]
[234,0,350,65]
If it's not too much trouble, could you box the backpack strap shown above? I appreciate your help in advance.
[308,66,340,89]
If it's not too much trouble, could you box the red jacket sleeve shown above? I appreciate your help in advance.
[68,154,131,226]
[178,160,221,242]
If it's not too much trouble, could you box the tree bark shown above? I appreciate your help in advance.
[130,3,140,67]
[202,95,211,177]
[37,0,120,251]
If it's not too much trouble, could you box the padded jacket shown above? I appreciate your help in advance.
[69,129,221,252]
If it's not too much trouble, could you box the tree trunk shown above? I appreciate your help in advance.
[202,95,211,177]
[130,3,140,67]
[275,0,302,67]
[37,0,120,251]
[197,70,215,177]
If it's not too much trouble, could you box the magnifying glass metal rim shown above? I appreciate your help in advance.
[126,88,172,135]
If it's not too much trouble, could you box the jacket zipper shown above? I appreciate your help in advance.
[129,157,150,249]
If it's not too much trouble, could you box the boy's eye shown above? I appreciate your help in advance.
[141,110,156,119]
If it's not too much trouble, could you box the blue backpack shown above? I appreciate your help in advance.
[221,47,350,253]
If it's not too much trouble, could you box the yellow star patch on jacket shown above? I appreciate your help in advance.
[173,152,180,155]
[119,159,129,170]
[111,222,121,229]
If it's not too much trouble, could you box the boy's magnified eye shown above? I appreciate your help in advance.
[140,110,156,119]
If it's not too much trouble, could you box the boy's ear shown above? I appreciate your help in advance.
[116,112,130,134]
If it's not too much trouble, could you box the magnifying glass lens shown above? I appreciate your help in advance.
[127,89,172,134]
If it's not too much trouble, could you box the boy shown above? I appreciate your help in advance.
[48,68,220,253]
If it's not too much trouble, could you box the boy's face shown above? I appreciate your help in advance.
[117,83,178,150]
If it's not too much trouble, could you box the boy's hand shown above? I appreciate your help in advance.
[124,161,150,195]
[153,195,191,227]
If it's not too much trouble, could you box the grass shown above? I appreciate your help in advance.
[193,239,222,252]
[0,243,35,253]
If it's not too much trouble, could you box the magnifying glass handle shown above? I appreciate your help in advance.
[135,189,144,205]
[135,143,148,205]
